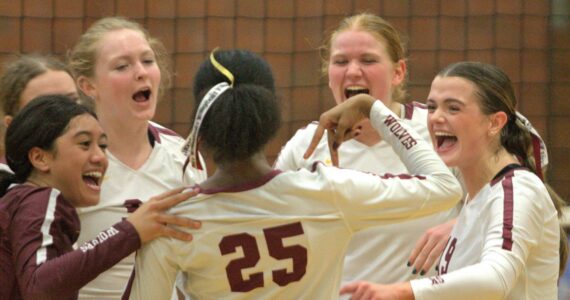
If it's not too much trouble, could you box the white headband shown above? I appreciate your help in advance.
[181,81,231,170]
[515,112,548,179]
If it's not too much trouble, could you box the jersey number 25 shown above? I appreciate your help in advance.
[219,222,308,292]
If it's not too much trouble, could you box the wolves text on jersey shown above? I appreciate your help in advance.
[383,115,417,150]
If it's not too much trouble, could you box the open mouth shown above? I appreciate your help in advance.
[345,86,369,99]
[434,132,458,150]
[133,88,151,102]
[82,171,103,189]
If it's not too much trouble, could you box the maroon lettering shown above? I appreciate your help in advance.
[219,233,263,292]
[401,136,417,150]
[219,222,308,293]
[431,276,445,285]
[264,222,307,286]
[383,115,398,126]
[383,115,417,149]
[439,237,457,275]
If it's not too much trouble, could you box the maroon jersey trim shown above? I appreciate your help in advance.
[402,101,427,120]
[148,123,180,144]
[501,175,514,251]
[198,169,283,194]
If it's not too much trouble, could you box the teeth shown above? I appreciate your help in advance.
[83,171,102,178]
[346,86,368,91]
[434,132,455,137]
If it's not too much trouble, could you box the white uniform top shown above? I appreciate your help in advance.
[125,101,463,300]
[411,166,560,300]
[275,102,460,284]
[77,122,207,299]
[0,162,11,173]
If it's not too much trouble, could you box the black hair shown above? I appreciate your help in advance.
[0,95,96,195]
[191,49,280,163]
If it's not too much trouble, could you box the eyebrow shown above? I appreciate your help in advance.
[74,131,107,140]
[110,49,155,61]
[427,98,465,106]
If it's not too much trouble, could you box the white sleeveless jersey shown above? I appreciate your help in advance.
[411,167,560,300]
[125,101,463,300]
[77,122,207,300]
[275,102,460,285]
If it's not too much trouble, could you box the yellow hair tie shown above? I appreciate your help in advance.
[210,48,235,87]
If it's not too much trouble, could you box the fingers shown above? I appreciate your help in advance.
[157,214,201,230]
[408,233,428,268]
[304,123,327,159]
[148,186,187,202]
[408,219,456,275]
[411,237,439,275]
[417,238,448,274]
[327,129,339,167]
[159,223,194,242]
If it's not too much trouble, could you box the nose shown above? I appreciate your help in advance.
[428,108,444,125]
[90,145,108,166]
[346,61,362,78]
[134,61,148,80]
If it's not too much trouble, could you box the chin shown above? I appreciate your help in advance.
[435,151,456,167]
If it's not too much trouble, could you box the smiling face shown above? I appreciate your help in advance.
[42,114,108,207]
[427,76,497,169]
[328,29,405,106]
[81,28,161,124]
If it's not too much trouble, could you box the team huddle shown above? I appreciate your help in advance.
[0,13,567,300]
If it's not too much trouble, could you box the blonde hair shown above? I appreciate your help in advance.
[68,16,172,101]
[320,13,408,103]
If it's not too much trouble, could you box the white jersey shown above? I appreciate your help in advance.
[0,162,11,173]
[411,166,560,300]
[275,102,460,284]
[124,101,463,300]
[77,122,207,300]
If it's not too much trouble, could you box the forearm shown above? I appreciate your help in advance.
[411,263,508,300]
[21,221,140,299]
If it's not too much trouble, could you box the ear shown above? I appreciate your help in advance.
[489,111,509,136]
[28,147,52,173]
[77,76,97,100]
[391,59,407,86]
[3,115,13,128]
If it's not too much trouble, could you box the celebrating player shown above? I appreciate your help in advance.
[68,17,207,298]
[0,95,200,300]
[275,12,461,285]
[340,62,568,300]
[122,49,462,299]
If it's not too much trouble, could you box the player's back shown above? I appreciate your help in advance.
[128,160,460,299]
[133,168,351,299]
